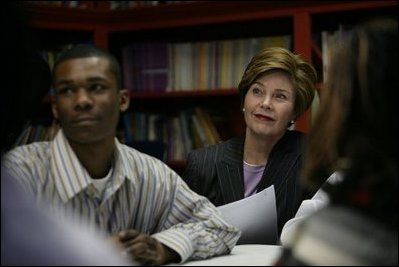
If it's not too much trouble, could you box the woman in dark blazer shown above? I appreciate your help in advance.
[182,47,318,236]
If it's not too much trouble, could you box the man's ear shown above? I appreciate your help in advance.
[51,98,59,120]
[119,89,130,112]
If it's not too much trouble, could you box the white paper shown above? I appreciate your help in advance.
[218,185,277,245]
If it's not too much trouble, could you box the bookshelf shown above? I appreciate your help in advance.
[25,1,397,174]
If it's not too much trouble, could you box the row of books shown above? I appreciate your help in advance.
[39,25,349,92]
[109,1,194,10]
[15,107,219,162]
[119,107,221,161]
[122,35,291,92]
[26,1,195,10]
[25,1,92,9]
[14,121,60,147]
[321,25,352,82]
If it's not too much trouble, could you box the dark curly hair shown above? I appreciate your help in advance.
[302,18,398,229]
[53,44,122,90]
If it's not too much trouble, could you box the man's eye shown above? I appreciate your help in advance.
[57,87,73,95]
[90,84,106,91]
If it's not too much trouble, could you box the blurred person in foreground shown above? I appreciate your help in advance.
[1,2,132,265]
[276,18,398,265]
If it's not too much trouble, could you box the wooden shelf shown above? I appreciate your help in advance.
[27,4,107,30]
[28,1,397,32]
[28,1,397,170]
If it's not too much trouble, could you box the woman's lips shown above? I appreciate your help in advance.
[254,114,275,121]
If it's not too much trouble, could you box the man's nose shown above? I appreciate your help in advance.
[75,89,93,110]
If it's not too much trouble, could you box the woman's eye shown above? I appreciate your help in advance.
[275,93,287,99]
[252,88,262,95]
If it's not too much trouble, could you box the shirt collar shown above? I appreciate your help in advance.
[51,130,91,202]
[50,129,127,203]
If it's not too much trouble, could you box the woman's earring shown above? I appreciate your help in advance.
[242,108,246,112]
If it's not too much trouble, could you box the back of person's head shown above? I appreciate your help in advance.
[238,47,317,120]
[302,18,398,228]
[53,44,122,90]
[2,2,51,153]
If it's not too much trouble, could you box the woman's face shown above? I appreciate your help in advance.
[243,71,295,140]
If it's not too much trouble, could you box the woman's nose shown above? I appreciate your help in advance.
[260,96,272,110]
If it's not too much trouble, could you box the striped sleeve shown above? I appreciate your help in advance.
[2,143,48,196]
[152,172,241,263]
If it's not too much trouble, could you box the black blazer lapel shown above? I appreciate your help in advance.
[257,131,303,196]
[216,136,245,204]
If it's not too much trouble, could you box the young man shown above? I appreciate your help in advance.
[3,44,240,265]
[2,3,132,265]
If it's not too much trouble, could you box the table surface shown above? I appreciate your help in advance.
[169,244,282,266]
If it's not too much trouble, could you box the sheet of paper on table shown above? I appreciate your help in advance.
[218,185,278,244]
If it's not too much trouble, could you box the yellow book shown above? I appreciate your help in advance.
[195,107,221,145]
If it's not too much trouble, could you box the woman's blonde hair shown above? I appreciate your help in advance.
[238,47,317,119]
